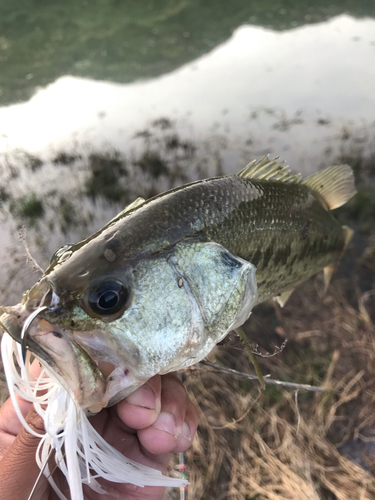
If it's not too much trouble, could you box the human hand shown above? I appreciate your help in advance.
[0,373,198,500]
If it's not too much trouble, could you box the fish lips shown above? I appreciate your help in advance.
[0,305,106,409]
[0,306,22,342]
[0,305,60,368]
[30,324,106,409]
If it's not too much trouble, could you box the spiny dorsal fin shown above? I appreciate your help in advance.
[302,165,356,210]
[238,155,302,184]
[107,197,146,225]
[274,289,295,307]
[123,197,146,213]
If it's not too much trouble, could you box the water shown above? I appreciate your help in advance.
[0,3,374,303]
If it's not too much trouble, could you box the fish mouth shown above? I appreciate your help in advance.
[0,304,57,367]
[0,278,63,357]
[1,305,107,410]
[0,306,23,342]
[0,282,137,409]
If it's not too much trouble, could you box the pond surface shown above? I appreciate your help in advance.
[0,3,374,304]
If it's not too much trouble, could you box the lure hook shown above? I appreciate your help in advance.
[20,306,47,363]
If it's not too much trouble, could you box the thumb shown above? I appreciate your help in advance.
[0,405,49,500]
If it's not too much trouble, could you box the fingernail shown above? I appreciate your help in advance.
[154,411,178,438]
[126,386,156,410]
[182,421,192,441]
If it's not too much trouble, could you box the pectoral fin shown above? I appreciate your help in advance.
[323,264,335,294]
[274,289,294,307]
[235,326,266,390]
[342,225,354,250]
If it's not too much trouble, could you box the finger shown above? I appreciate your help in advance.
[0,405,48,500]
[171,398,199,453]
[0,359,42,438]
[116,375,161,430]
[138,373,188,455]
[0,395,33,437]
[0,395,34,459]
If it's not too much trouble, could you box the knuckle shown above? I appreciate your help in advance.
[163,374,187,398]
[186,401,199,432]
[17,430,39,451]
[25,408,45,435]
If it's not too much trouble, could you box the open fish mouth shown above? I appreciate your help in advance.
[0,240,260,411]
[0,289,190,495]
[0,304,56,370]
[0,304,108,410]
[0,303,142,411]
[0,278,60,349]
[1,331,186,496]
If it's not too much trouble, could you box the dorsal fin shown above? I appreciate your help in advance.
[302,165,356,210]
[237,155,302,184]
[122,197,146,214]
[107,197,146,225]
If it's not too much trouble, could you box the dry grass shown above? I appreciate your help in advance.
[166,269,375,500]
[2,211,375,500]
[2,277,375,500]
[2,269,375,500]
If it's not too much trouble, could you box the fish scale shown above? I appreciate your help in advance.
[107,175,344,303]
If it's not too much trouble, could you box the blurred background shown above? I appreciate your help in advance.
[1,2,375,499]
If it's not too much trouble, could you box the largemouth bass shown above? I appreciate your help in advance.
[0,156,356,494]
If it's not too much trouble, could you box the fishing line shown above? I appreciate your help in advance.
[178,372,188,500]
[2,333,189,500]
[28,430,66,500]
[27,446,54,500]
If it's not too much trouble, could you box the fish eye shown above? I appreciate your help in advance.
[88,281,128,316]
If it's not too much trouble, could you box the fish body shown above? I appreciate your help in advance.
[0,156,357,495]
[104,173,347,303]
[0,157,356,409]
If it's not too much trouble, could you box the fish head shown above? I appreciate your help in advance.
[0,231,258,409]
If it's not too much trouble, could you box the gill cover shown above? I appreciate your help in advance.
[169,241,257,340]
[121,240,258,378]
